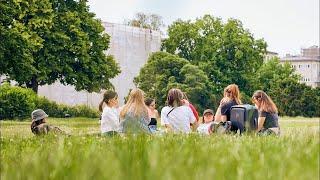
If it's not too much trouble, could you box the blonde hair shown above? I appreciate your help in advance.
[120,88,148,119]
[252,90,278,113]
[224,84,242,104]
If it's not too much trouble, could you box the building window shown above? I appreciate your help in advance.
[308,65,310,68]
[299,65,301,68]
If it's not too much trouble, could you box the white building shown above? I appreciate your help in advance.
[36,22,161,107]
[280,46,320,88]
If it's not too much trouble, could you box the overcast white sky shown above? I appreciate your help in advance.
[88,0,319,56]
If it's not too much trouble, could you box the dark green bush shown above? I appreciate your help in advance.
[0,84,37,120]
[35,97,99,118]
[0,85,99,120]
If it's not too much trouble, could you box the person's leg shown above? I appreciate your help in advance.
[257,128,276,136]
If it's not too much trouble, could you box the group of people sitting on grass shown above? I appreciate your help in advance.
[30,84,280,136]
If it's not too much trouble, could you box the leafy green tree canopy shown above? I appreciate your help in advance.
[0,0,120,93]
[134,52,217,112]
[162,14,267,95]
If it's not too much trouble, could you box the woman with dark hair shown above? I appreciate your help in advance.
[30,109,64,135]
[145,98,159,132]
[99,90,120,136]
[252,90,280,136]
[160,88,197,133]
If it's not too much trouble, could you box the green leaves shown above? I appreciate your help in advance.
[162,15,267,96]
[134,52,217,112]
[0,0,120,93]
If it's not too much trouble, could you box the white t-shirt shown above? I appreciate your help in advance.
[161,106,196,133]
[101,106,120,133]
[197,122,214,135]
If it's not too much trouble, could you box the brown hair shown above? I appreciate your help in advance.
[252,90,278,113]
[224,84,242,104]
[166,88,184,107]
[99,90,118,112]
[120,88,148,119]
[145,98,155,106]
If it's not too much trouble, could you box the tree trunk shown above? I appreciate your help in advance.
[27,76,39,94]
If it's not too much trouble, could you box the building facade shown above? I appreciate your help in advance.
[280,46,320,88]
[36,22,161,107]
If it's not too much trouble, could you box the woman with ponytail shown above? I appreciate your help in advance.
[252,90,280,136]
[99,90,120,136]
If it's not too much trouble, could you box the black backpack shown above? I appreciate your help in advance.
[230,104,258,133]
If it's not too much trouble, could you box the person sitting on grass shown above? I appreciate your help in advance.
[214,84,242,133]
[30,109,64,135]
[197,109,215,135]
[161,88,197,133]
[99,90,120,136]
[252,90,280,136]
[145,97,159,133]
[119,88,151,135]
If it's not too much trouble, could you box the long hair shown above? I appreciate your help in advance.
[120,88,148,119]
[252,90,278,113]
[99,90,118,112]
[166,88,184,107]
[224,84,242,104]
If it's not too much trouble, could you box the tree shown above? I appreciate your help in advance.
[162,15,267,96]
[0,0,120,93]
[125,12,164,31]
[134,52,217,112]
[252,58,319,117]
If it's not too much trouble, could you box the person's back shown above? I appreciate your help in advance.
[120,112,151,134]
[161,106,195,133]
[119,88,151,135]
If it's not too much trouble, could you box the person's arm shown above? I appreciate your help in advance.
[214,106,222,122]
[219,100,230,122]
[257,117,266,132]
[214,98,229,122]
[188,108,198,131]
[161,108,173,132]
[188,103,199,122]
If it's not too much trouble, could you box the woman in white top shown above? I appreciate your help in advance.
[161,88,197,133]
[197,109,215,135]
[98,90,120,136]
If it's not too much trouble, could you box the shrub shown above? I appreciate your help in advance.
[0,84,37,120]
[0,85,99,120]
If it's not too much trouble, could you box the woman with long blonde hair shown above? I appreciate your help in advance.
[119,88,151,134]
[252,90,280,135]
[215,84,242,122]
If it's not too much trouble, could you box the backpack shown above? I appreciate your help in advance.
[230,104,258,133]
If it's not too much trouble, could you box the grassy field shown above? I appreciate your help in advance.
[1,117,319,180]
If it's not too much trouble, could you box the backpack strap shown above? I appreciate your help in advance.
[166,107,175,117]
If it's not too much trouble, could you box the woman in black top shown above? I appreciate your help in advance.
[252,90,280,136]
[215,84,242,122]
[145,98,159,132]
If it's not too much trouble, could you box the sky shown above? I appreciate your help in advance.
[87,0,319,57]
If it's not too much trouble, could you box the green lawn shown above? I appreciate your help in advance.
[1,117,319,180]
